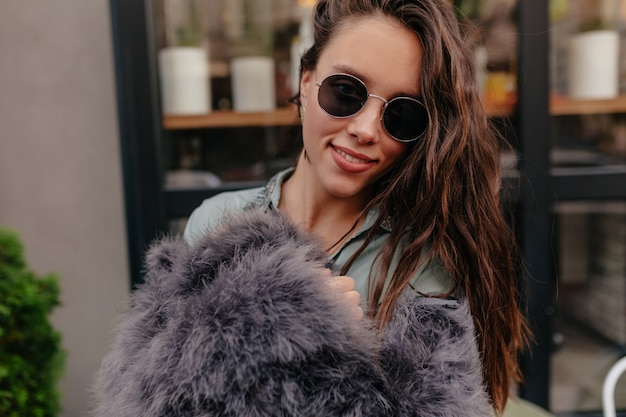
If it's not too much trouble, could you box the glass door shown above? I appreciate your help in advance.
[152,0,307,233]
[550,0,626,414]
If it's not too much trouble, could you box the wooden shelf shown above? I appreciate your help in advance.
[484,95,626,117]
[161,95,626,130]
[550,95,626,116]
[482,98,516,118]
[163,102,519,130]
[163,107,298,130]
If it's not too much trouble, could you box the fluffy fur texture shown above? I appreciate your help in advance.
[92,210,491,417]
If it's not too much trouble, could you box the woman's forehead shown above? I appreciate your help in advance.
[316,16,424,96]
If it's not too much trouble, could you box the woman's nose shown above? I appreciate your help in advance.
[346,99,384,144]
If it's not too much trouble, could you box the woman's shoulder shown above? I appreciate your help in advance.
[183,186,264,245]
[183,168,294,245]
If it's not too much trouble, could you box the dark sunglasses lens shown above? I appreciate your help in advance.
[318,74,367,117]
[383,98,428,142]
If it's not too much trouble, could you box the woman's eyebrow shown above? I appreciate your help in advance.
[330,64,367,81]
[330,64,420,98]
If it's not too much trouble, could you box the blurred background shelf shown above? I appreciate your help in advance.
[551,95,626,116]
[163,107,298,129]
[164,101,519,130]
[162,96,626,130]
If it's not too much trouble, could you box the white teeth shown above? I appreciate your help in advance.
[336,148,369,164]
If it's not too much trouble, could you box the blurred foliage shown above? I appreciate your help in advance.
[174,0,202,46]
[456,0,482,19]
[0,227,65,417]
[550,0,568,22]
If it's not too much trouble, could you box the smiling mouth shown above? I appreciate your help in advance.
[333,146,374,164]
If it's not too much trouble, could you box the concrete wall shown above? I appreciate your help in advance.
[0,1,130,415]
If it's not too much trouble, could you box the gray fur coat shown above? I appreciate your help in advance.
[92,210,492,416]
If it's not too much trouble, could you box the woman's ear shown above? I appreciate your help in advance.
[300,69,312,103]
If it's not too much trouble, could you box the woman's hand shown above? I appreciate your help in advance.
[320,269,364,321]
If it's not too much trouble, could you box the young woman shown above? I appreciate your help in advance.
[94,0,529,415]
[186,0,528,410]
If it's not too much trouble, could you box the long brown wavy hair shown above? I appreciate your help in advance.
[294,0,530,413]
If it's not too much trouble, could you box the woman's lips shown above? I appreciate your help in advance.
[335,148,370,164]
[330,144,376,173]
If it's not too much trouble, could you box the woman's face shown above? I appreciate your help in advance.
[299,16,424,201]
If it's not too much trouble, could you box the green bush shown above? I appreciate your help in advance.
[0,227,65,417]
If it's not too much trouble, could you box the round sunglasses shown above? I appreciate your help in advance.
[315,73,429,143]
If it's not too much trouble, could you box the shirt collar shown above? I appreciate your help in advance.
[256,167,392,233]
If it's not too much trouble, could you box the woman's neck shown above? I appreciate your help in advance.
[279,156,368,252]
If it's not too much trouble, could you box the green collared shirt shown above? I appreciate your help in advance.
[184,169,453,302]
